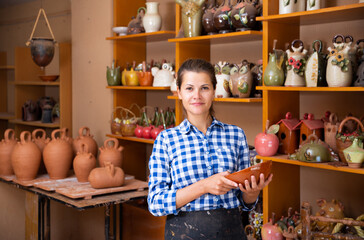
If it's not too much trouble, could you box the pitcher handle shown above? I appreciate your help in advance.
[4,129,15,141]
[20,131,32,144]
[79,126,91,137]
[32,128,46,140]
[103,138,119,149]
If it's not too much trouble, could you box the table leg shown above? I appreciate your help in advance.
[105,205,110,240]
[119,204,123,240]
[37,195,51,240]
[38,195,44,240]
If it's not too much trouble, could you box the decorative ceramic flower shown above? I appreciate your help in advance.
[294,61,302,69]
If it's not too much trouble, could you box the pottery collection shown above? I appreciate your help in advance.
[176,0,205,37]
[0,129,17,175]
[142,2,162,33]
[285,39,307,87]
[98,138,124,168]
[73,126,98,158]
[213,0,233,34]
[73,143,97,182]
[230,0,258,31]
[11,131,41,181]
[88,163,125,189]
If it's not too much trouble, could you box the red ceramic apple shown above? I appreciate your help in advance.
[261,218,283,240]
[255,120,279,157]
[142,126,153,139]
[151,127,162,140]
[134,125,143,138]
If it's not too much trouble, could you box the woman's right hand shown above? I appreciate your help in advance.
[202,171,238,195]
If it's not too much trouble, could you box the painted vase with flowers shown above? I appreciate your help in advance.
[285,39,307,87]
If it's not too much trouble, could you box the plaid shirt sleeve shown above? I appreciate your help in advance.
[147,131,178,216]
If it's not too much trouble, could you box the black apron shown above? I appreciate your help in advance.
[165,208,247,240]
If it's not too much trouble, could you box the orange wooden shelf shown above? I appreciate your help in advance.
[106,86,170,90]
[0,112,15,120]
[106,134,155,144]
[11,81,60,86]
[168,30,262,44]
[257,3,364,25]
[9,119,60,128]
[256,86,364,92]
[0,65,15,70]
[106,30,176,42]
[257,154,364,175]
[167,95,262,103]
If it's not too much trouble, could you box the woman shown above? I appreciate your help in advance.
[148,58,273,239]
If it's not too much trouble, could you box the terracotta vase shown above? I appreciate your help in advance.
[32,128,50,174]
[73,126,98,158]
[229,60,253,98]
[202,0,218,35]
[73,143,97,182]
[137,61,153,86]
[285,39,308,87]
[11,131,41,180]
[176,0,205,37]
[213,0,233,34]
[0,129,17,175]
[43,129,74,179]
[88,163,125,189]
[98,138,124,168]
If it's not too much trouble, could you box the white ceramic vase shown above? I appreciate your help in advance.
[326,43,352,87]
[279,0,296,14]
[215,74,230,98]
[285,41,308,87]
[142,2,162,33]
[306,0,321,11]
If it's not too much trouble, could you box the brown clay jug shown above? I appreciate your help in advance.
[73,143,97,182]
[88,163,125,189]
[11,131,41,180]
[98,138,124,168]
[0,129,17,175]
[73,126,98,157]
[43,129,74,179]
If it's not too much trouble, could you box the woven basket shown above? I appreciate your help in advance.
[336,116,364,163]
[110,107,124,135]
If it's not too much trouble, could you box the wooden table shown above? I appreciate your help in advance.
[0,177,148,240]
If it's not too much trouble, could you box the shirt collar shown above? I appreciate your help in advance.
[179,117,224,135]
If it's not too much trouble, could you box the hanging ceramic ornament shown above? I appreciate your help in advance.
[285,39,307,87]
[25,8,57,68]
[305,40,327,87]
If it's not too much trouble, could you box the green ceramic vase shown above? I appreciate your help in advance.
[343,138,364,168]
[106,60,121,86]
[263,51,285,86]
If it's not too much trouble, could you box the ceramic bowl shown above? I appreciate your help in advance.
[225,160,272,184]
[112,26,128,36]
[39,75,59,82]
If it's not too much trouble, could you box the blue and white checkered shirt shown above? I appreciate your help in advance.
[148,118,252,217]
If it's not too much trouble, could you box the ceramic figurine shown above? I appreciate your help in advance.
[213,0,233,34]
[343,138,364,168]
[229,60,253,98]
[290,134,332,163]
[202,0,218,35]
[312,199,345,233]
[127,7,146,35]
[326,34,353,87]
[285,39,307,87]
[152,62,175,87]
[355,39,364,86]
[0,129,17,176]
[305,40,327,87]
[142,2,162,33]
[214,61,231,98]
[106,60,121,86]
[306,0,322,11]
[295,113,324,145]
[230,0,258,31]
[263,40,285,86]
[175,0,205,37]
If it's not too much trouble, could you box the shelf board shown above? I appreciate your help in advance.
[106,134,155,144]
[106,86,170,90]
[168,30,262,44]
[257,3,364,25]
[106,31,176,42]
[0,112,15,120]
[0,65,15,70]
[11,81,60,86]
[167,95,262,103]
[256,86,364,92]
[258,155,364,175]
[9,119,60,128]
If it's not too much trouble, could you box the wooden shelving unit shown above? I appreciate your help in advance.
[106,134,154,144]
[106,30,175,42]
[167,95,262,103]
[9,119,60,128]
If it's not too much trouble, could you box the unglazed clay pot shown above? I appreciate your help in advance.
[98,138,124,168]
[88,163,125,189]
[11,131,41,180]
[43,129,73,179]
[0,129,17,175]
[32,128,50,174]
[73,143,97,182]
[73,126,98,157]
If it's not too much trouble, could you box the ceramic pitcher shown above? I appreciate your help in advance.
[285,39,307,87]
[143,2,162,33]
[11,131,41,181]
[98,138,124,168]
[0,129,17,175]
[176,0,205,37]
[73,143,96,182]
[214,61,231,98]
[305,40,327,87]
[73,126,98,158]
[263,48,285,86]
[229,60,253,98]
[343,138,364,168]
[326,35,352,87]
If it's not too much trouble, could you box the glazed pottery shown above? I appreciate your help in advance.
[22,99,41,121]
[176,0,205,37]
[88,163,125,189]
[98,138,124,168]
[279,0,297,14]
[345,36,358,80]
[73,126,98,158]
[142,2,162,33]
[43,129,73,179]
[261,217,283,240]
[229,60,253,98]
[326,35,353,87]
[11,131,41,180]
[324,113,339,153]
[292,134,332,163]
[250,60,263,97]
[254,121,279,157]
[202,0,218,35]
[214,61,231,98]
[137,61,153,86]
[285,39,307,87]
[306,0,322,11]
[106,60,121,86]
[28,38,55,68]
[276,112,300,154]
[263,49,285,86]
[305,40,327,87]
[355,39,364,86]
[125,68,139,86]
[225,160,272,184]
[343,138,364,168]
[0,129,17,175]
[127,7,146,34]
[297,113,324,145]
[213,0,233,34]
[152,63,174,87]
[230,0,258,31]
[73,143,97,182]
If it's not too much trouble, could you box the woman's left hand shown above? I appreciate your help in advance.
[239,173,273,204]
